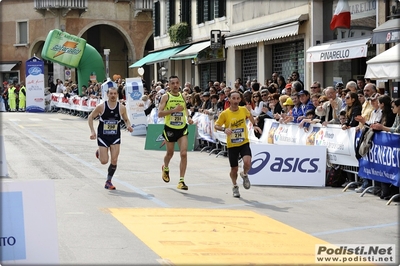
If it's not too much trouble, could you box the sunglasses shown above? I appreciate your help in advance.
[310,87,318,89]
[261,94,268,97]
[253,95,259,98]
[345,96,351,99]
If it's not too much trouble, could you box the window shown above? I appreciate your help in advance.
[181,0,191,26]
[197,0,222,24]
[166,0,175,30]
[153,1,160,37]
[16,20,28,45]
[216,0,226,18]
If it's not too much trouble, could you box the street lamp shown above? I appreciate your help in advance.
[104,49,110,80]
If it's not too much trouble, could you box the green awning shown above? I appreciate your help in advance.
[129,45,190,68]
[170,41,210,60]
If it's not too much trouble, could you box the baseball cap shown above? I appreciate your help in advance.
[285,83,292,89]
[283,97,294,106]
[297,90,310,96]
[202,92,210,97]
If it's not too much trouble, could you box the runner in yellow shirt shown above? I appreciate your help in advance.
[158,75,193,190]
[215,90,262,198]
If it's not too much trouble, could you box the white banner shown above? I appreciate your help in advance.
[249,143,327,187]
[25,57,45,112]
[1,180,59,264]
[259,119,358,167]
[125,77,147,135]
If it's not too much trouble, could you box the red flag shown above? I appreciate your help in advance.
[330,0,351,30]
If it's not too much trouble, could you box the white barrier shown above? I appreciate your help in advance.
[249,143,327,186]
[0,135,8,177]
[50,93,101,112]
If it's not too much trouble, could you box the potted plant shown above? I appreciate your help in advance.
[168,22,190,45]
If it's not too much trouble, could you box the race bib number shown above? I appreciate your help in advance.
[231,128,244,144]
[171,112,184,126]
[103,120,118,135]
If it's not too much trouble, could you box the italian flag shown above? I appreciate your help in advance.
[330,0,351,30]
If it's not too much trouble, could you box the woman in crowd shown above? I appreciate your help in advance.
[341,92,362,129]
[377,95,396,129]
[249,91,263,116]
[268,93,283,116]
[277,75,286,93]
[189,92,203,118]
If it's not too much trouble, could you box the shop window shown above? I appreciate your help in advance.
[242,47,258,82]
[273,40,304,83]
[199,62,224,90]
[16,20,28,45]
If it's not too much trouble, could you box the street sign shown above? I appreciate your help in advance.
[210,30,222,49]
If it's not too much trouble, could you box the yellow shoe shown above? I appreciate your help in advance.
[177,181,188,190]
[162,165,170,183]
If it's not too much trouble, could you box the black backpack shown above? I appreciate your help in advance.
[325,165,346,187]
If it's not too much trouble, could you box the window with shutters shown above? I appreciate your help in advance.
[241,47,258,82]
[153,1,160,37]
[166,0,175,30]
[197,0,218,24]
[215,0,226,18]
[180,0,191,26]
[272,40,304,83]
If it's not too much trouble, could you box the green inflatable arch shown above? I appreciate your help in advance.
[41,29,105,94]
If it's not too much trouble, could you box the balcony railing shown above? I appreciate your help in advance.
[135,0,152,11]
[34,0,88,9]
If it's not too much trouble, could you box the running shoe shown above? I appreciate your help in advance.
[232,185,240,198]
[95,149,99,159]
[177,181,188,190]
[162,165,170,183]
[104,181,116,190]
[240,172,251,189]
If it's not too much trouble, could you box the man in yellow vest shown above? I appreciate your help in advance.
[18,81,26,112]
[158,75,193,190]
[8,83,17,112]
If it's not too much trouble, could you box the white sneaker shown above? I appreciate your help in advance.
[240,172,251,189]
[232,185,240,198]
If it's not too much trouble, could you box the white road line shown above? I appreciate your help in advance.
[8,119,21,121]
[29,118,42,121]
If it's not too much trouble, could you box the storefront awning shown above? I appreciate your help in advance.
[170,41,210,60]
[371,18,400,44]
[225,14,308,47]
[306,38,370,63]
[0,62,20,72]
[365,43,400,80]
[129,45,190,68]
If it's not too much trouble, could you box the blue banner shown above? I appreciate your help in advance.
[358,132,400,187]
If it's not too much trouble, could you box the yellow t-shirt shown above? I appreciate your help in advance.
[164,92,187,129]
[215,106,250,148]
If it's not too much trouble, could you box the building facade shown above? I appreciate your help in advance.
[1,0,398,93]
[0,0,154,89]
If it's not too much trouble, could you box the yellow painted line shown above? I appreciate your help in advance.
[110,208,334,265]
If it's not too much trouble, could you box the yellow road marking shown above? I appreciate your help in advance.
[109,208,331,265]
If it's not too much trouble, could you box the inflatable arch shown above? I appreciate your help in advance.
[41,29,105,94]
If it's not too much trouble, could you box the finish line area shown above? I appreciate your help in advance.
[110,208,329,265]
